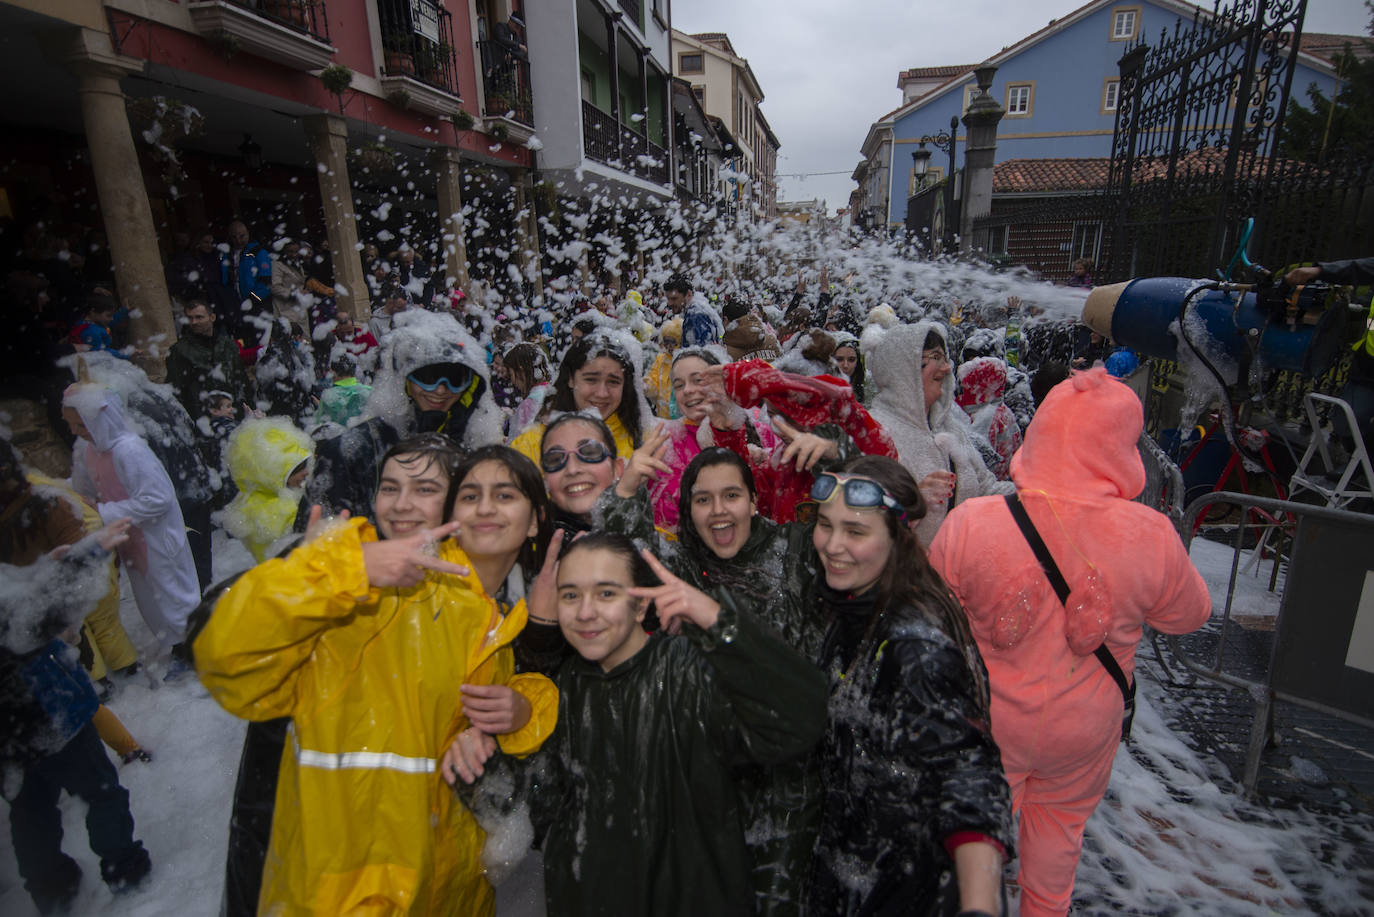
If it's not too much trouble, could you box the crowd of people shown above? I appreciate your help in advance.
[1,215,1220,917]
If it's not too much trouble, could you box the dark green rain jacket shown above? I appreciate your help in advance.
[595,487,826,915]
[532,598,827,917]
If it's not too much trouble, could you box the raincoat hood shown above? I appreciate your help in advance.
[62,385,134,453]
[955,357,1008,409]
[363,309,502,446]
[225,417,314,493]
[863,321,953,430]
[1010,367,1145,499]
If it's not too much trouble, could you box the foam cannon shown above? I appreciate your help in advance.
[1081,275,1351,379]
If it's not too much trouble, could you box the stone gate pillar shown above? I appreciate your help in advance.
[959,65,1006,253]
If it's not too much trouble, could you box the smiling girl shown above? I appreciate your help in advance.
[509,332,646,463]
[807,455,1012,916]
[196,436,558,917]
[529,532,826,917]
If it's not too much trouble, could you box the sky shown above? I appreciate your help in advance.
[671,0,1373,215]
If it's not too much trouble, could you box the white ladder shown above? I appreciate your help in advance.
[1288,393,1374,509]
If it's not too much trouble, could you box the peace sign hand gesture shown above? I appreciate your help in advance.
[628,549,721,635]
[361,521,470,589]
[616,423,673,497]
[526,528,566,625]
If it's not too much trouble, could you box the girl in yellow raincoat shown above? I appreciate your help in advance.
[195,436,558,916]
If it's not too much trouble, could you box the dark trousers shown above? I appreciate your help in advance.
[222,717,289,917]
[182,499,213,593]
[9,723,149,911]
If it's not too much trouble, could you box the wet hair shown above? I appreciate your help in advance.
[669,346,721,373]
[503,342,551,394]
[0,439,62,564]
[664,273,693,294]
[549,335,643,447]
[376,434,464,536]
[540,411,617,457]
[205,392,234,412]
[835,455,989,713]
[451,445,552,573]
[676,448,757,562]
[330,353,358,379]
[184,300,213,317]
[722,294,751,324]
[560,531,660,589]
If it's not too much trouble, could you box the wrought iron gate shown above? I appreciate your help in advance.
[1105,0,1314,281]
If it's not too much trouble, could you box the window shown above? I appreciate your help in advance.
[691,85,704,105]
[982,225,1008,256]
[961,84,978,115]
[679,53,703,74]
[1102,78,1120,113]
[1110,6,1140,41]
[1006,83,1033,117]
[580,69,595,103]
[1071,223,1102,265]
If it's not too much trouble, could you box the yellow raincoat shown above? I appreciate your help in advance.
[222,418,315,562]
[508,410,634,464]
[195,518,558,916]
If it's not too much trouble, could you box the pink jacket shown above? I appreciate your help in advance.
[648,416,781,531]
[930,369,1210,763]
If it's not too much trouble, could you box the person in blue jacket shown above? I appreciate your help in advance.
[222,220,272,332]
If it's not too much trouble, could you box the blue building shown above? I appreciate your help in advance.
[850,0,1347,233]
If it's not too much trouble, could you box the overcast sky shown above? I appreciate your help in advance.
[671,0,1373,214]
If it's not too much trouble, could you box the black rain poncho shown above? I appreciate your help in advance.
[532,599,827,917]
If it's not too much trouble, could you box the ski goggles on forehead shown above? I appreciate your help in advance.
[407,363,473,392]
[806,472,909,523]
[540,439,614,474]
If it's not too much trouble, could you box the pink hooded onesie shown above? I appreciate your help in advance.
[929,368,1210,917]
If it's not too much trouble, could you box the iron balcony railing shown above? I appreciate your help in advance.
[476,39,533,126]
[581,100,669,184]
[377,0,459,96]
[617,0,641,28]
[227,0,330,42]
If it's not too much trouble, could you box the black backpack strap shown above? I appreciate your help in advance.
[1003,494,1135,740]
[1003,493,1070,603]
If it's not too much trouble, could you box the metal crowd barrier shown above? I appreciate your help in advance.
[1170,491,1374,796]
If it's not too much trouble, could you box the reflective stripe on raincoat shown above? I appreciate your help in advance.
[194,517,558,916]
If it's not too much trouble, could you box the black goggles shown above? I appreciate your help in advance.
[806,472,909,524]
[407,363,473,392]
[540,439,614,474]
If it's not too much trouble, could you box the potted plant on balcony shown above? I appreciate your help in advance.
[263,0,308,29]
[383,32,415,76]
[416,40,454,86]
[351,140,397,173]
[454,109,476,130]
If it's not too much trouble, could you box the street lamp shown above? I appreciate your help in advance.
[921,115,959,251]
[911,144,931,187]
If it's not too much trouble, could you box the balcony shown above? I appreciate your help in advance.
[476,39,535,143]
[617,0,641,29]
[187,0,334,71]
[581,100,669,185]
[377,0,461,116]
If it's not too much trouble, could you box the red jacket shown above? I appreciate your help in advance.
[721,360,897,522]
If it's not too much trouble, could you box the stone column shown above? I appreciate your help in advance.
[53,28,174,378]
[507,166,544,305]
[959,68,1005,253]
[431,146,470,293]
[303,114,369,320]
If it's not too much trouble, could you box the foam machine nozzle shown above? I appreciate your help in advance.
[1081,272,1350,377]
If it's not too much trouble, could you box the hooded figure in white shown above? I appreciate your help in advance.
[62,385,200,649]
[302,310,502,521]
[863,321,1014,545]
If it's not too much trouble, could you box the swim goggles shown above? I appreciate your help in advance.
[805,472,909,524]
[407,363,473,392]
[540,439,614,474]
